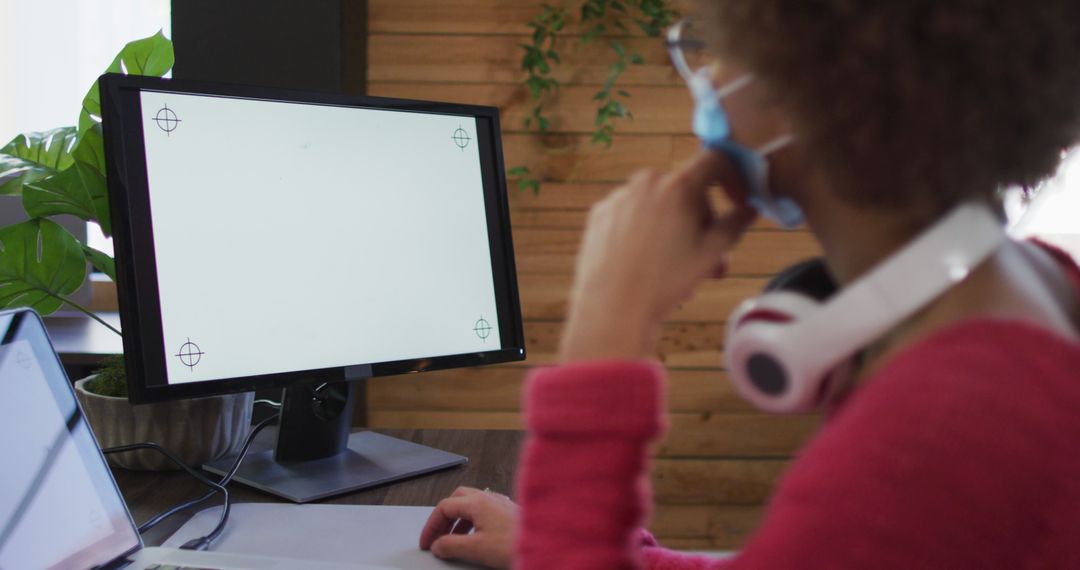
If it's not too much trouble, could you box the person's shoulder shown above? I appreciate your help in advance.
[742,318,1080,570]
[866,317,1080,405]
[817,317,1080,466]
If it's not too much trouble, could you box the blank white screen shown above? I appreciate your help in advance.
[139,91,501,385]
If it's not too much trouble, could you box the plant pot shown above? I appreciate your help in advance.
[74,376,255,471]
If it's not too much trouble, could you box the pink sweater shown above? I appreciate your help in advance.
[516,252,1080,569]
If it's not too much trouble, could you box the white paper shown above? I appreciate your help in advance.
[164,503,479,569]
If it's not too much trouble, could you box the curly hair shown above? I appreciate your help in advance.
[699,1,1080,211]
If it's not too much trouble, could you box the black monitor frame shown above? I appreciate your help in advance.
[99,74,525,405]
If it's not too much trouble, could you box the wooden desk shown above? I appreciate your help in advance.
[43,312,123,380]
[113,429,525,546]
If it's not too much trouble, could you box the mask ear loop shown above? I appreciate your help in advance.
[757,133,795,156]
[716,74,754,99]
[752,134,796,206]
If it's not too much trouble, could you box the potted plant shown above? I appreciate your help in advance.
[0,32,253,470]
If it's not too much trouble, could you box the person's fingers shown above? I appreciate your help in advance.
[451,486,482,498]
[697,207,757,275]
[709,254,730,279]
[430,533,482,561]
[419,496,478,549]
[669,149,747,203]
[450,518,474,535]
[419,509,454,549]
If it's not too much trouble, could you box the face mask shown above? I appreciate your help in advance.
[688,70,805,228]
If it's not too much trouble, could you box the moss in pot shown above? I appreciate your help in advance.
[75,356,253,471]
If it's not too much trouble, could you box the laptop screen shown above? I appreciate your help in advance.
[0,310,140,569]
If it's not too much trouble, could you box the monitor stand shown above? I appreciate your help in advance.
[203,380,467,503]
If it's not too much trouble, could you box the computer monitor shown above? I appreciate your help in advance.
[98,74,525,502]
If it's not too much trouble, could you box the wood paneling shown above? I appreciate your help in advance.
[369,0,695,35]
[370,83,691,134]
[518,275,767,321]
[650,505,763,548]
[370,35,681,86]
[369,409,817,459]
[513,228,821,276]
[366,0,821,550]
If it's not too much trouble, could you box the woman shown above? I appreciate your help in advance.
[420,1,1080,567]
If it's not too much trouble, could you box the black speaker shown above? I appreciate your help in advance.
[171,0,367,95]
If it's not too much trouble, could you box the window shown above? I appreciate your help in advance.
[0,0,171,257]
[1009,150,1080,259]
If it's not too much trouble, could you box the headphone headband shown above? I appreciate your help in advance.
[726,202,1007,413]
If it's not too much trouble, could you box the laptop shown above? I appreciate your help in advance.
[0,309,389,570]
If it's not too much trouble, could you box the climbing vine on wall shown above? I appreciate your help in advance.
[508,0,678,194]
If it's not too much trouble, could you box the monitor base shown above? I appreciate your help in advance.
[203,430,468,503]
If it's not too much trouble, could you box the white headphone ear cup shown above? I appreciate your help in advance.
[725,292,827,414]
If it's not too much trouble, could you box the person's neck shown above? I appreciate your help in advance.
[798,193,958,378]
[801,193,1079,379]
[801,198,929,286]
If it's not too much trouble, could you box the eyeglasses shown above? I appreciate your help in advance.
[665,18,709,83]
[666,18,755,99]
[664,17,795,157]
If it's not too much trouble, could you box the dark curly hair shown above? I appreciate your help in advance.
[699,1,1080,212]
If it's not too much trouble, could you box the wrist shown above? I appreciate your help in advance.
[558,299,658,363]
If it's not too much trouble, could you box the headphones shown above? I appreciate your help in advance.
[725,202,1007,414]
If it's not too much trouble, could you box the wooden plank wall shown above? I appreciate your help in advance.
[365,0,823,550]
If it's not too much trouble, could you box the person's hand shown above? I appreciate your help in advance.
[418,486,518,569]
[559,150,756,363]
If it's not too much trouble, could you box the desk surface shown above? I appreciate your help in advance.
[113,429,525,546]
[44,312,123,358]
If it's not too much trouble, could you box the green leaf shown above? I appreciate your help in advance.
[79,30,174,134]
[630,53,646,65]
[582,23,605,44]
[0,219,87,315]
[23,162,111,236]
[525,76,545,99]
[507,166,531,178]
[617,89,631,98]
[0,127,79,195]
[521,45,543,70]
[72,123,106,177]
[82,244,116,282]
[611,40,626,58]
[522,177,541,196]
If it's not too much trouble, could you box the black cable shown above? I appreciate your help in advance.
[103,414,277,551]
[102,442,228,550]
[133,415,277,536]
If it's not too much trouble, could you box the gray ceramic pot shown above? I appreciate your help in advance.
[74,376,254,471]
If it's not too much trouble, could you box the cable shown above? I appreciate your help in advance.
[102,441,228,550]
[133,415,277,535]
[254,398,281,409]
[103,414,277,551]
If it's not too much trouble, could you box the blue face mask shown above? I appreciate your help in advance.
[688,71,805,228]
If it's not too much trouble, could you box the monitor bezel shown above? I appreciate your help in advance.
[99,74,526,404]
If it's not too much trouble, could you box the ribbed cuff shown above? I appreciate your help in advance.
[525,360,666,439]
